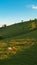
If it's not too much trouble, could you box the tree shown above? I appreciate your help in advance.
[0,35,3,40]
[32,22,36,29]
[2,24,7,28]
[34,18,37,21]
[30,22,36,30]
[21,20,24,22]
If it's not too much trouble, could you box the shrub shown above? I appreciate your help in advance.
[0,35,3,40]
[2,24,7,28]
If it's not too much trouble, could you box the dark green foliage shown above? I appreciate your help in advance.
[0,35,3,40]
[2,24,7,28]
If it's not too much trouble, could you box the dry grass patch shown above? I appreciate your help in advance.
[0,38,36,60]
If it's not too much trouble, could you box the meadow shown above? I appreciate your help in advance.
[0,19,37,65]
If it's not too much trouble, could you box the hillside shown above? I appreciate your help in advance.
[0,19,37,39]
[0,19,37,65]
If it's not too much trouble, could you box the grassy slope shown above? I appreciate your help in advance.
[16,29,37,39]
[0,43,37,65]
[0,19,37,39]
[0,20,37,65]
[0,21,29,38]
[0,20,34,38]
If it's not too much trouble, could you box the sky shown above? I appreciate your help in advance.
[0,0,37,27]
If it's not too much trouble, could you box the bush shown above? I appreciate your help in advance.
[0,35,3,40]
[2,24,7,28]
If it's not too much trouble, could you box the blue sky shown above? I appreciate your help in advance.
[0,0,37,26]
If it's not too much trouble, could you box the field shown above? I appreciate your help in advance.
[0,19,37,65]
[0,38,37,65]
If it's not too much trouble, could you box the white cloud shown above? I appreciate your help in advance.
[32,5,37,9]
[26,5,37,9]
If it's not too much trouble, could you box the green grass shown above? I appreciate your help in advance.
[0,19,37,65]
[0,42,37,65]
[0,19,37,39]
